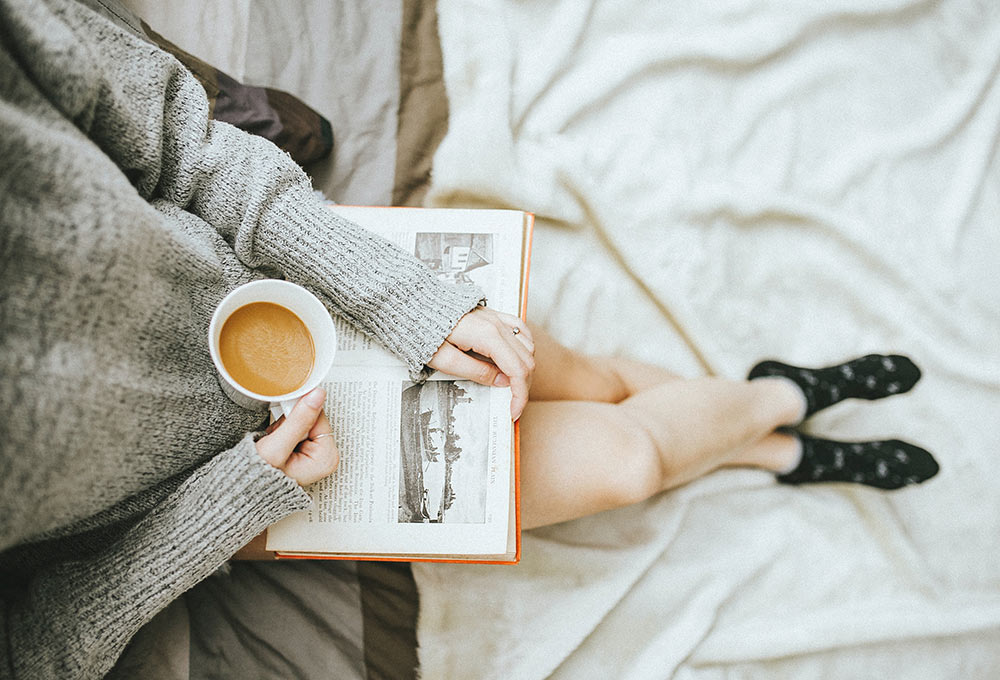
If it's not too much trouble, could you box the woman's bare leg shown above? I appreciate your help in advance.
[526,323,681,403]
[519,330,938,527]
[520,377,804,529]
[722,431,800,472]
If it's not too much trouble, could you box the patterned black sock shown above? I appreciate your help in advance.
[748,354,921,420]
[777,434,939,490]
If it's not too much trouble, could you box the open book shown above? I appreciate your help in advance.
[265,206,533,563]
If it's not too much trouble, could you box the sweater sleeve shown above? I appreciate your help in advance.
[57,0,483,371]
[0,435,311,680]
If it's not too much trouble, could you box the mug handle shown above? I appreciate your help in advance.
[269,398,298,422]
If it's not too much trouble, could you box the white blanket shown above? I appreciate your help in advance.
[416,0,1000,677]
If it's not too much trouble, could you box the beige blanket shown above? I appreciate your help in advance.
[417,0,1000,677]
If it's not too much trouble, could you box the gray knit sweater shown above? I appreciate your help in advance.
[0,0,483,677]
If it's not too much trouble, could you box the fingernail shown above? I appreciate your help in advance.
[305,387,325,408]
[493,374,510,387]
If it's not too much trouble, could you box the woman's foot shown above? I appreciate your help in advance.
[748,354,921,421]
[777,434,939,490]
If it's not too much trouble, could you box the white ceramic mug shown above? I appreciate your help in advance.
[208,279,337,419]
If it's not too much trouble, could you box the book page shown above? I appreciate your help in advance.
[266,365,512,555]
[267,207,526,557]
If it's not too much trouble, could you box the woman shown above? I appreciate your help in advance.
[0,1,936,677]
[0,0,529,677]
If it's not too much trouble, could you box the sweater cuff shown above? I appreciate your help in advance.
[260,188,486,372]
[8,435,309,679]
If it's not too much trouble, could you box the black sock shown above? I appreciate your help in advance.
[778,434,939,490]
[748,354,921,420]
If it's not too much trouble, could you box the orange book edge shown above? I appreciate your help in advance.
[272,208,534,565]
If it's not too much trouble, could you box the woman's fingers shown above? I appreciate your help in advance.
[429,340,529,420]
[430,309,534,420]
[497,312,534,351]
[287,410,339,486]
[256,387,339,485]
[307,411,334,439]
[508,325,535,368]
[478,331,533,420]
[429,342,504,386]
[512,329,533,354]
[261,388,326,456]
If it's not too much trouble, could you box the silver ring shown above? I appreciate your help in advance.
[310,432,335,441]
[512,327,521,335]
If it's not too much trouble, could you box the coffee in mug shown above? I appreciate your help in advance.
[208,279,337,416]
[218,301,315,397]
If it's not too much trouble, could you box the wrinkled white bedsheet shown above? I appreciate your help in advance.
[416,1,1000,678]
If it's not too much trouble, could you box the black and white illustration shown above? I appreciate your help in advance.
[397,380,490,524]
[414,232,497,293]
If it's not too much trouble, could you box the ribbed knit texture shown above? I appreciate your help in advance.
[9,437,312,679]
[0,0,482,677]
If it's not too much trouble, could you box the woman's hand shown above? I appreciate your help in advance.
[256,387,339,486]
[427,307,535,420]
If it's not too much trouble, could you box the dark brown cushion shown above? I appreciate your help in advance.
[141,22,334,166]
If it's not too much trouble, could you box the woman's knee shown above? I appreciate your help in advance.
[597,411,667,508]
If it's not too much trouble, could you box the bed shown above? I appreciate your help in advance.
[114,0,1000,678]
